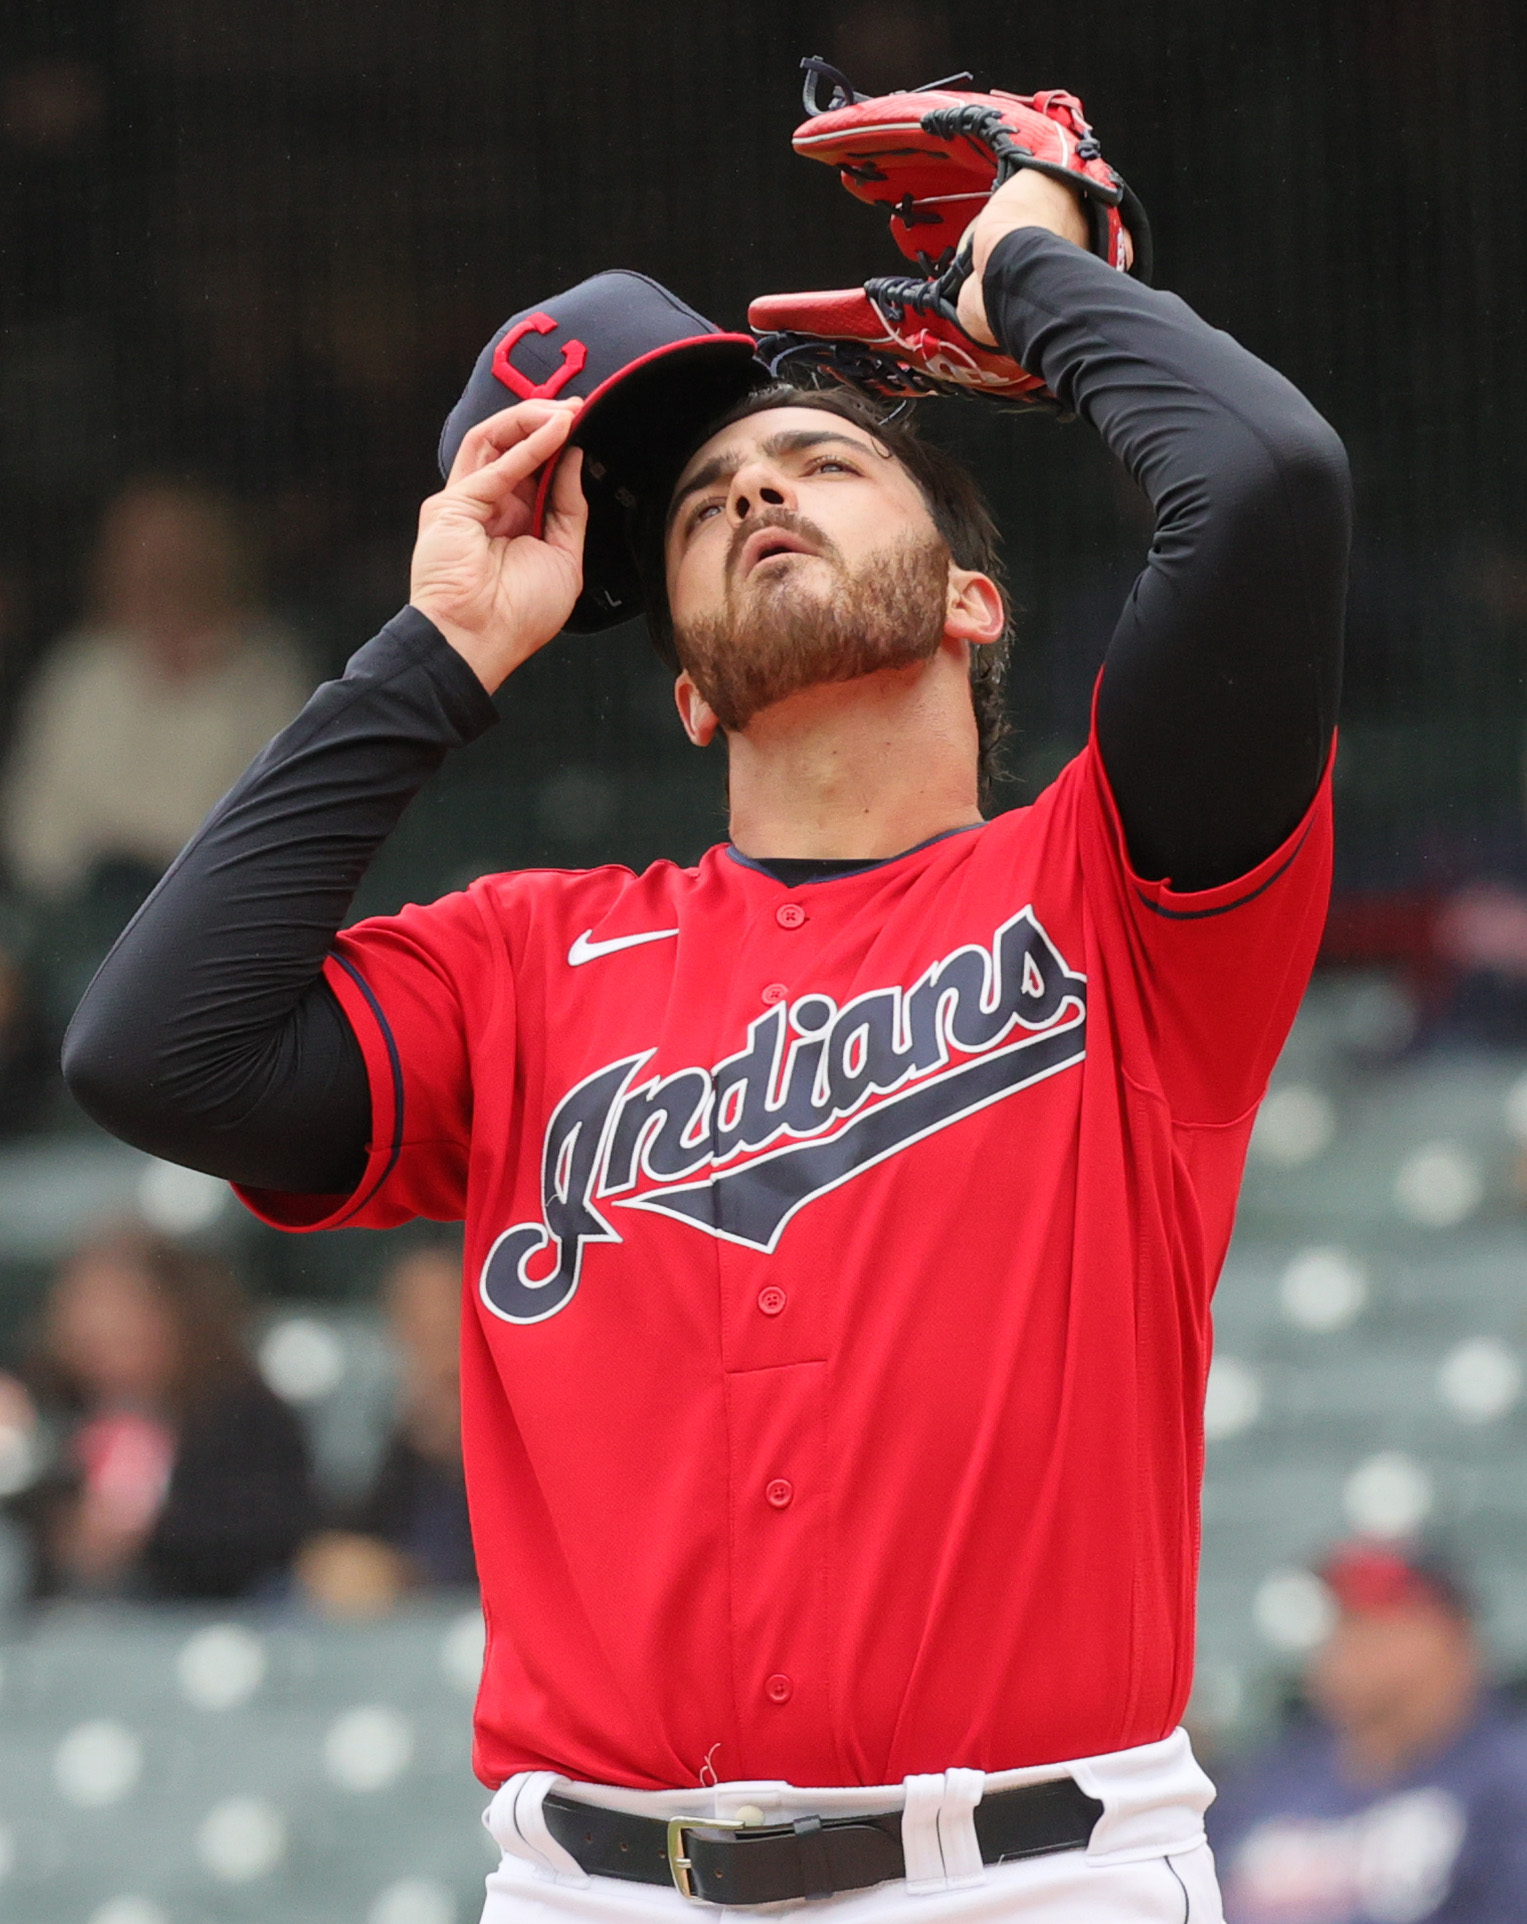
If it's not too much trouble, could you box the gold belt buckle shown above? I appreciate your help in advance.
[666,1813,760,1901]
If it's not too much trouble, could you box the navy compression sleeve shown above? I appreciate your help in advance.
[983,228,1349,890]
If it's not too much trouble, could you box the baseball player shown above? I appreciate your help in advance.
[65,77,1347,1923]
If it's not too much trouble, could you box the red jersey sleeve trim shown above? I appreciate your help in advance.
[231,950,404,1233]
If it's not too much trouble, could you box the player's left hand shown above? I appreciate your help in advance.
[955,169,1094,347]
[410,397,589,693]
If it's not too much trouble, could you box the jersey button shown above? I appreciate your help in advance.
[761,982,788,1006]
[757,1286,787,1317]
[765,1479,793,1509]
[775,902,808,930]
[765,1673,793,1704]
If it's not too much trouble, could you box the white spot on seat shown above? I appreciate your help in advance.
[1280,1247,1367,1331]
[55,1720,142,1807]
[1204,1356,1262,1440]
[440,1610,485,1696]
[1344,1451,1433,1537]
[324,1704,414,1792]
[1438,1337,1522,1422]
[137,1158,226,1234]
[88,1899,171,1924]
[258,1317,346,1402]
[1251,1086,1335,1167]
[1504,1071,1527,1145]
[0,1418,38,1497]
[369,1878,457,1924]
[177,1622,266,1711]
[1254,1569,1336,1652]
[196,1795,286,1881]
[1393,1143,1482,1227]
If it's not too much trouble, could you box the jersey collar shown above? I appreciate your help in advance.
[724,821,986,887]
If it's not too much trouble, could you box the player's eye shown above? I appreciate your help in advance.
[809,457,858,475]
[687,500,724,534]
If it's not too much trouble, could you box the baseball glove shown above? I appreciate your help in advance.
[749,58,1151,403]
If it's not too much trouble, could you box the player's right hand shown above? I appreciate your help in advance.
[409,398,589,693]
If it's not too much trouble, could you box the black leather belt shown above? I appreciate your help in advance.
[542,1777,1103,1905]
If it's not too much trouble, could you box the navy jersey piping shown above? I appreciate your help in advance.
[725,820,986,886]
[326,952,406,1223]
[1133,823,1311,922]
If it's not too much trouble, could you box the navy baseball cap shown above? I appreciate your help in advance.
[439,271,770,633]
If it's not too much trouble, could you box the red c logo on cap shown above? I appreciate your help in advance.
[492,312,588,400]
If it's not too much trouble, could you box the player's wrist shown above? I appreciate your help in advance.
[969,172,1091,281]
[959,173,1093,349]
[408,605,522,694]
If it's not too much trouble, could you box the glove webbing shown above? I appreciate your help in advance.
[916,104,1154,283]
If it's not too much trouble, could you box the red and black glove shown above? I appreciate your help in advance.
[749,59,1151,403]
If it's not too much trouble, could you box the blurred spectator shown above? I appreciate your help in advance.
[360,1244,474,1585]
[1210,1542,1527,1923]
[298,1245,472,1616]
[0,478,309,898]
[8,1225,314,1600]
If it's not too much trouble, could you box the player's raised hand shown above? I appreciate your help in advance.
[956,170,1094,347]
[409,398,589,692]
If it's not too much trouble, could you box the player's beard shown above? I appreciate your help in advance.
[672,511,951,733]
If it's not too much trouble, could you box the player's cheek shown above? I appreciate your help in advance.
[665,552,709,629]
[682,531,729,610]
[828,498,900,564]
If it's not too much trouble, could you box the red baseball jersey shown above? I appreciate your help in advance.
[240,732,1331,1792]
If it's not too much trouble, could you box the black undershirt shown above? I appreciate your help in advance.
[750,857,886,884]
[62,229,1350,1196]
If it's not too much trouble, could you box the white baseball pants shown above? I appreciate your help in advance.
[479,1727,1225,1921]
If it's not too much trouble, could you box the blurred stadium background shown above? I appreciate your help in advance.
[1,1,1526,1919]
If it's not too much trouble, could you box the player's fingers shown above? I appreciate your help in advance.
[448,411,577,513]
[447,399,581,485]
[542,447,589,563]
[450,398,571,477]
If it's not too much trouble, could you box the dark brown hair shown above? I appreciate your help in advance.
[636,385,1014,804]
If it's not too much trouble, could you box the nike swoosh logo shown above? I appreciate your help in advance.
[567,926,681,967]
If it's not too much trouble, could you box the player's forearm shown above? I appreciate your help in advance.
[62,607,495,1190]
[981,227,1347,514]
[982,227,1349,889]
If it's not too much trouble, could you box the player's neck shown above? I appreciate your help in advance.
[725,649,984,862]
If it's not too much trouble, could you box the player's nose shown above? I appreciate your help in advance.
[728,457,794,525]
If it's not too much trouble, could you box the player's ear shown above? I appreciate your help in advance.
[674,671,720,747]
[944,568,1006,648]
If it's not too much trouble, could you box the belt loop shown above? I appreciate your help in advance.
[900,1773,948,1893]
[510,1770,591,1883]
[936,1768,987,1888]
[792,1815,833,1900]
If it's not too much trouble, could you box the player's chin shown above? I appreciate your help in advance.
[749,549,826,578]
[736,552,835,605]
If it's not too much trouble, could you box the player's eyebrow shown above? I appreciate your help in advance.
[667,430,885,532]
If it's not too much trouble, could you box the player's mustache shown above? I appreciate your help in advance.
[725,507,842,582]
